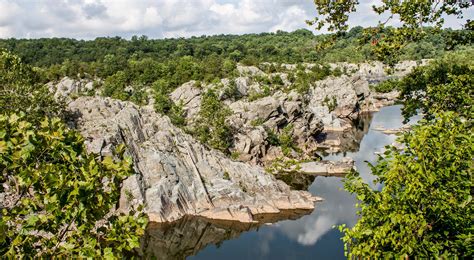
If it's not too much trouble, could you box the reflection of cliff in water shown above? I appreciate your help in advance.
[139,210,313,260]
[317,112,373,155]
[347,112,374,151]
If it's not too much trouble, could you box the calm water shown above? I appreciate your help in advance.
[143,105,419,260]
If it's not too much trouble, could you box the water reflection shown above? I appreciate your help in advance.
[144,105,418,260]
[140,210,313,260]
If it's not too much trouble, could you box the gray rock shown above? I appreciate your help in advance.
[170,81,202,119]
[68,97,320,223]
[237,65,265,76]
[50,77,95,100]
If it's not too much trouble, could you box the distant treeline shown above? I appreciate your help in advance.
[0,27,470,69]
[0,26,470,108]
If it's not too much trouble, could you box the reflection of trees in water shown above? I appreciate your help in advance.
[139,210,313,260]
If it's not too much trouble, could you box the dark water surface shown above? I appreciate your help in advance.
[143,105,419,260]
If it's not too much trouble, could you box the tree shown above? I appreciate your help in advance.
[398,50,473,121]
[0,50,65,124]
[340,112,473,258]
[0,114,147,257]
[308,1,474,257]
[309,0,472,65]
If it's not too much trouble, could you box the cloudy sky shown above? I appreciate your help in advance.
[0,0,472,39]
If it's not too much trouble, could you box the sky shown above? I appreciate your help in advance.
[0,0,472,39]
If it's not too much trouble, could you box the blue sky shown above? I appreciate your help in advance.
[0,0,472,39]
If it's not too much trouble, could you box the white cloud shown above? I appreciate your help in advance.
[0,0,471,39]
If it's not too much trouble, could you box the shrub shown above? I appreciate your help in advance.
[398,51,474,120]
[193,90,233,152]
[0,50,65,124]
[371,78,400,93]
[340,112,473,258]
[0,114,147,257]
[323,95,338,112]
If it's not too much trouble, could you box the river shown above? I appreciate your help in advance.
[141,105,420,260]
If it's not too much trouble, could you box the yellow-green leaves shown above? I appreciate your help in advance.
[0,50,65,124]
[0,114,147,258]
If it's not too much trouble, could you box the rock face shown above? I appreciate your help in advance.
[48,77,95,101]
[169,81,202,119]
[164,60,424,163]
[68,97,321,223]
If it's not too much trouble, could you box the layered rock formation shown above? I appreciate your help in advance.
[68,97,321,223]
[51,60,425,225]
[168,60,425,163]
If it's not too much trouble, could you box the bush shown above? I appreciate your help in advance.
[0,50,65,124]
[398,51,474,120]
[371,78,400,93]
[340,112,473,258]
[193,90,233,152]
[0,114,147,257]
[323,95,338,112]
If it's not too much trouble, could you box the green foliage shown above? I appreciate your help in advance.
[222,79,242,101]
[230,151,240,161]
[265,157,302,175]
[168,101,186,127]
[250,118,265,127]
[292,64,333,95]
[101,71,147,105]
[0,114,147,257]
[370,78,400,93]
[323,95,338,112]
[309,1,472,66]
[279,124,298,156]
[263,124,301,157]
[153,79,173,114]
[222,171,231,180]
[0,50,65,123]
[248,85,272,101]
[152,79,187,127]
[0,28,464,78]
[265,128,281,147]
[340,112,473,258]
[193,90,233,153]
[398,50,474,121]
[308,0,358,32]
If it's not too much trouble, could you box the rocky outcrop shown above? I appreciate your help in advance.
[68,97,321,223]
[162,60,424,163]
[227,92,324,163]
[169,81,202,119]
[48,76,95,101]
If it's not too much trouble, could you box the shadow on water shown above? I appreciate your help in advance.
[139,105,419,260]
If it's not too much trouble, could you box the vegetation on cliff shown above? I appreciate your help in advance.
[0,51,147,258]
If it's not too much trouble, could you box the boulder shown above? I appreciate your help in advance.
[170,81,202,119]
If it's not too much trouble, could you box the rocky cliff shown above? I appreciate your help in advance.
[68,97,321,223]
[55,60,426,224]
[169,60,427,162]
